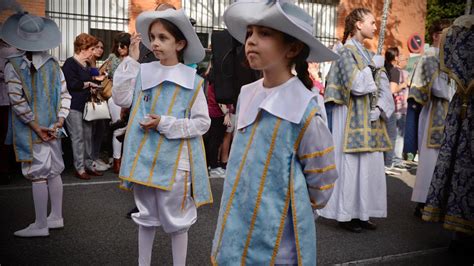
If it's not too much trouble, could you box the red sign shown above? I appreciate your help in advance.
[408,34,424,53]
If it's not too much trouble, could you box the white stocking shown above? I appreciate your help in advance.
[32,181,48,228]
[47,175,63,220]
[138,225,156,266]
[171,232,188,266]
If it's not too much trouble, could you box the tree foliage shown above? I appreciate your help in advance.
[426,0,466,42]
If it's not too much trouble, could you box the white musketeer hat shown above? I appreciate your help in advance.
[224,0,339,62]
[1,12,61,51]
[136,9,205,64]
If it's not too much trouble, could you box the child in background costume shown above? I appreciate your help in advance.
[111,9,212,266]
[409,19,456,216]
[2,12,71,237]
[211,1,339,264]
[319,8,394,232]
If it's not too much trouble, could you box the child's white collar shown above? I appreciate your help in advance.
[237,76,316,129]
[140,61,196,90]
[16,51,55,70]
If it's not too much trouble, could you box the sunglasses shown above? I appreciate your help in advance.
[118,43,128,49]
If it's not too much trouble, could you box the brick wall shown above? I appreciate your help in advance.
[129,0,182,33]
[0,0,46,23]
[335,0,427,56]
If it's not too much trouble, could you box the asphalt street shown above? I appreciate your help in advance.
[0,166,470,265]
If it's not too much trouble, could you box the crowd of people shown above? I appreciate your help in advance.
[0,0,472,265]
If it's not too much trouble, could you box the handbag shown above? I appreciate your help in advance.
[98,60,113,99]
[83,95,111,121]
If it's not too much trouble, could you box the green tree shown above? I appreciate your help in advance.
[426,0,465,42]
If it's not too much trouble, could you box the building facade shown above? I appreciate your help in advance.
[1,0,426,62]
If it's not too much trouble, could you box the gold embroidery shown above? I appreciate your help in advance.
[129,85,163,178]
[213,113,261,260]
[304,164,336,174]
[308,183,335,191]
[181,171,189,211]
[146,85,180,184]
[270,184,291,264]
[11,99,27,106]
[299,146,334,160]
[294,108,318,151]
[241,119,282,265]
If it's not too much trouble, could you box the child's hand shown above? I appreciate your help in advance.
[129,32,142,61]
[139,114,161,131]
[29,122,55,142]
[223,113,232,127]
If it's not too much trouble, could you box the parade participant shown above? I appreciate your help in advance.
[422,15,473,258]
[319,8,394,233]
[211,1,339,264]
[2,12,71,237]
[111,8,212,266]
[410,20,456,217]
[403,20,451,162]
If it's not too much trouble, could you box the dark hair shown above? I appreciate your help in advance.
[243,27,313,90]
[148,18,187,63]
[384,47,399,66]
[283,34,313,90]
[112,32,131,57]
[342,8,372,44]
[94,37,105,60]
[428,19,451,41]
[74,33,98,54]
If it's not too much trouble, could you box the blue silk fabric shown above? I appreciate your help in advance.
[6,56,62,162]
[119,73,213,207]
[211,101,321,265]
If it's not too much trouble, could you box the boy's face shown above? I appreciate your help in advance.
[148,21,186,65]
[244,25,299,71]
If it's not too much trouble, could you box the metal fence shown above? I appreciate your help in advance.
[46,0,129,62]
[183,0,340,48]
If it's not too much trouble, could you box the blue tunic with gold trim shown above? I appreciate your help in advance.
[119,72,213,208]
[211,77,337,265]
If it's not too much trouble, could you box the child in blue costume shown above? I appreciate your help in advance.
[112,9,212,266]
[211,1,339,265]
[2,12,71,237]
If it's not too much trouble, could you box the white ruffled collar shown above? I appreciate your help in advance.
[237,76,316,129]
[14,51,55,70]
[140,61,196,90]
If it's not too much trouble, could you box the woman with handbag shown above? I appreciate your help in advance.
[62,33,104,180]
[88,38,111,172]
[104,32,131,174]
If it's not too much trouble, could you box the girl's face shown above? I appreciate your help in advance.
[117,42,129,57]
[149,21,186,65]
[357,13,377,40]
[245,25,293,70]
[93,42,104,58]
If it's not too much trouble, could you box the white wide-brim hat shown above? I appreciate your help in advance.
[1,12,61,52]
[136,9,205,64]
[224,0,339,63]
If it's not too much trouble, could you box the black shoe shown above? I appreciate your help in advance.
[414,203,425,218]
[358,219,377,230]
[338,220,362,233]
[126,207,139,219]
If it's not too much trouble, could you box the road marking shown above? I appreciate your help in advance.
[0,180,120,191]
[336,247,448,265]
